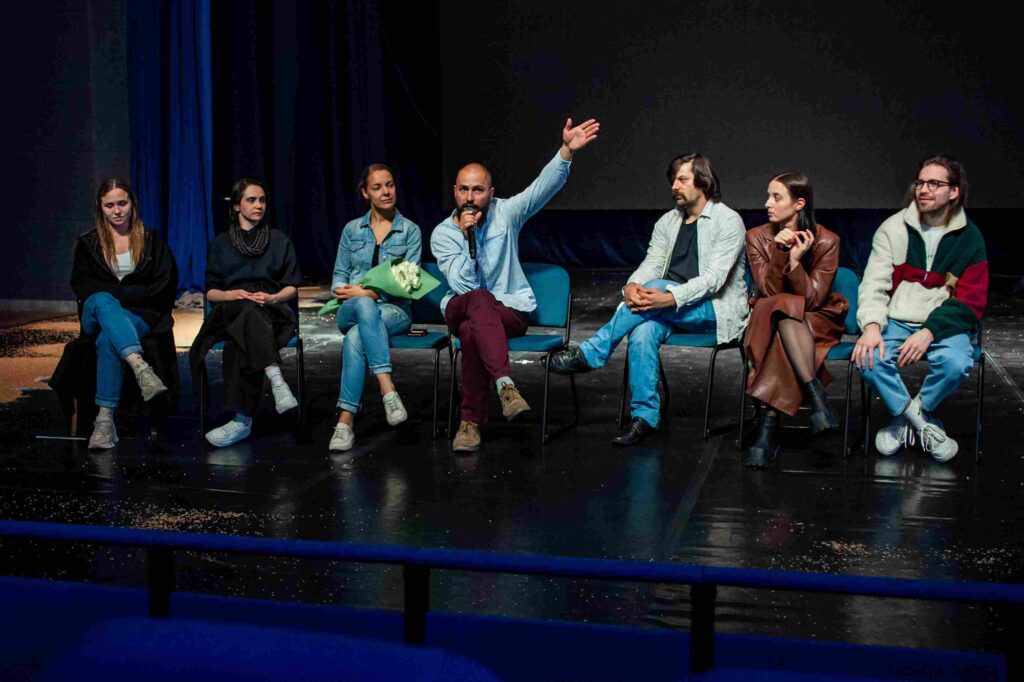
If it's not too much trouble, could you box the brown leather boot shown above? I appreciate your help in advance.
[452,420,481,452]
[499,384,531,421]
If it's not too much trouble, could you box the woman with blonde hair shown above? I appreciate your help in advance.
[70,178,178,449]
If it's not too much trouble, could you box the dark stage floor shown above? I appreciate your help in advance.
[1,271,1022,653]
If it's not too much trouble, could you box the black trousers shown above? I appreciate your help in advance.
[190,301,294,415]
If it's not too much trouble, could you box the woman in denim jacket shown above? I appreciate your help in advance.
[329,164,423,451]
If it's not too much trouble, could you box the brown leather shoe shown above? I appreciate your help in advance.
[452,420,481,452]
[499,384,531,421]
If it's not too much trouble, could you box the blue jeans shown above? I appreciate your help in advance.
[579,279,716,428]
[80,292,150,408]
[336,296,412,413]
[859,319,974,416]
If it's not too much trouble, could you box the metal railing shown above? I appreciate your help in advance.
[1,520,1020,675]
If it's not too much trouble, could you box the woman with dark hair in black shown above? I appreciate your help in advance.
[189,178,302,448]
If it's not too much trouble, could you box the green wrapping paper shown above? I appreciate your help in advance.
[317,259,441,316]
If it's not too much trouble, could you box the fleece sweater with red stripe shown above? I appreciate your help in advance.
[856,204,987,341]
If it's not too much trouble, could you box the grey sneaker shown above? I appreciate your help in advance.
[271,381,298,414]
[88,418,118,450]
[875,415,914,456]
[920,421,958,462]
[382,391,408,426]
[205,419,252,448]
[329,422,355,452]
[135,366,168,402]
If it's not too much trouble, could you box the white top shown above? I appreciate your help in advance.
[114,251,135,281]
[918,224,947,271]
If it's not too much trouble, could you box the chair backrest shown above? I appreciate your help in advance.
[832,267,860,335]
[522,263,570,328]
[411,262,449,324]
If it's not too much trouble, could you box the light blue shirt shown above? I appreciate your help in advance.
[331,209,422,308]
[430,153,571,315]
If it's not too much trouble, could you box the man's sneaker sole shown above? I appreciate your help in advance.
[275,395,299,414]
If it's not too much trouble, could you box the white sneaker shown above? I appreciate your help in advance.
[875,415,914,456]
[382,391,408,426]
[329,423,355,451]
[271,381,298,414]
[206,419,252,448]
[919,421,958,462]
[88,418,118,450]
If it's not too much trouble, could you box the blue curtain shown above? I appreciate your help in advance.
[127,0,164,241]
[167,0,214,293]
[128,0,214,294]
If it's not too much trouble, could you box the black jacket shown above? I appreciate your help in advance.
[70,228,179,334]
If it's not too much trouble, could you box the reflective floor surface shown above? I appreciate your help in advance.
[1,271,1022,653]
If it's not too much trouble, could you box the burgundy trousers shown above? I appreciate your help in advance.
[445,289,530,424]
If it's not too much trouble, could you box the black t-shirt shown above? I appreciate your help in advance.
[205,229,302,294]
[666,219,700,284]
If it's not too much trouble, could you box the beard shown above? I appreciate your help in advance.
[459,201,489,223]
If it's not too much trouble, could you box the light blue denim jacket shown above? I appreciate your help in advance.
[332,210,423,310]
[430,153,571,315]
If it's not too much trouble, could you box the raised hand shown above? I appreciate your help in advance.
[561,117,600,155]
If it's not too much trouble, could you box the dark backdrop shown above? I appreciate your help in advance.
[5,0,1022,303]
[211,0,443,280]
[439,0,1024,211]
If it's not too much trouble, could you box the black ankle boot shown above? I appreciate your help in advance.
[805,378,839,435]
[746,412,780,468]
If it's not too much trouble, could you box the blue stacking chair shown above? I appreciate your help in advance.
[197,298,304,437]
[386,262,452,439]
[823,266,866,457]
[447,263,580,444]
[617,325,748,448]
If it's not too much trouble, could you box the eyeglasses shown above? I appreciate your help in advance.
[912,179,953,191]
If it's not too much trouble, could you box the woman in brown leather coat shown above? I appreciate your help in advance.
[744,172,848,468]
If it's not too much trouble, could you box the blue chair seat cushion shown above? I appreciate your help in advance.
[663,332,720,348]
[826,341,857,362]
[390,331,450,350]
[452,334,565,353]
[210,335,299,352]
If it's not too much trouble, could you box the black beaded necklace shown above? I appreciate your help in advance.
[230,220,270,257]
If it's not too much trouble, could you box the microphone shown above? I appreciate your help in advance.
[460,202,479,259]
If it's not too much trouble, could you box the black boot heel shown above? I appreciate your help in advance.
[809,408,840,435]
[746,413,780,469]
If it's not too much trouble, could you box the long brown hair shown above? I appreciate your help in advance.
[93,178,145,269]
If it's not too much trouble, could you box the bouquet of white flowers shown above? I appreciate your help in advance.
[317,258,441,315]
[391,260,422,294]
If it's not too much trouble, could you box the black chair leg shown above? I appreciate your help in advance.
[842,360,854,458]
[431,347,442,439]
[702,347,720,440]
[447,348,460,439]
[618,362,630,429]
[976,353,985,462]
[541,353,552,443]
[862,383,872,457]
[736,347,749,451]
[659,356,671,418]
[199,361,209,437]
[295,339,305,436]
